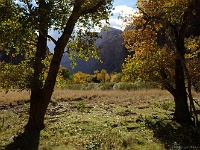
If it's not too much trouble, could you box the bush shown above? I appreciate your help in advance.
[113,82,156,90]
[65,83,115,90]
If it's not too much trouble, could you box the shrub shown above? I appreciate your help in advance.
[113,82,156,90]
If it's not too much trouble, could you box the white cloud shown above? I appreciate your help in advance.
[109,5,137,30]
[109,18,124,30]
[112,5,135,15]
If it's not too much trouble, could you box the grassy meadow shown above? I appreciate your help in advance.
[0,88,200,149]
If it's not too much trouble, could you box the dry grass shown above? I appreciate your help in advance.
[1,89,200,105]
[0,90,30,105]
[52,89,174,102]
[50,89,175,112]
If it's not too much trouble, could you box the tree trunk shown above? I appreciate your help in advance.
[25,0,49,131]
[26,89,48,131]
[174,59,192,124]
[25,8,80,133]
[171,8,192,124]
[23,0,107,134]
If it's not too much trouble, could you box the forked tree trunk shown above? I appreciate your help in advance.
[23,0,106,135]
[25,10,80,133]
[174,59,191,124]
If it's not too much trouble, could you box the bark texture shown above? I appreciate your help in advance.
[174,59,191,123]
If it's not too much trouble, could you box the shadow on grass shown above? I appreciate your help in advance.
[5,130,40,150]
[145,118,200,149]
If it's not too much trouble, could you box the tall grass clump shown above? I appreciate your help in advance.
[113,82,156,90]
[65,83,115,90]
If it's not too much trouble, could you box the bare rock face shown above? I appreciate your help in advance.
[61,27,128,74]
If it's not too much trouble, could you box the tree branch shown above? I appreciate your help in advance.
[47,35,57,45]
[137,6,163,32]
[178,52,199,127]
[80,0,106,14]
[160,68,176,97]
[74,0,85,9]
[25,0,57,45]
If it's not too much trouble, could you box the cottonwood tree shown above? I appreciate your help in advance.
[123,0,200,124]
[2,0,113,149]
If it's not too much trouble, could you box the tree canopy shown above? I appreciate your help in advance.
[123,0,200,89]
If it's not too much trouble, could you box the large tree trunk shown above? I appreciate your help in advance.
[25,9,80,133]
[25,0,49,132]
[174,59,191,123]
[23,0,104,134]
[171,8,192,124]
[26,90,48,131]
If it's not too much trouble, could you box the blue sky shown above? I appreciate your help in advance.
[113,0,137,8]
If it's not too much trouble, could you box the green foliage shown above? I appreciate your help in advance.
[55,76,67,89]
[54,67,73,88]
[0,0,37,90]
[0,62,33,90]
[0,0,37,52]
[67,31,101,65]
[60,67,71,80]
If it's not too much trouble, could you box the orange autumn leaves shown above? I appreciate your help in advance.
[122,0,199,86]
